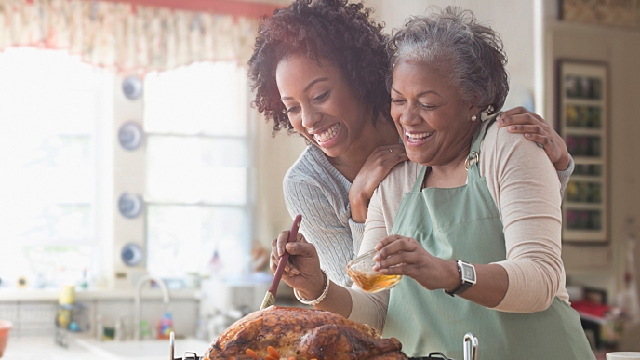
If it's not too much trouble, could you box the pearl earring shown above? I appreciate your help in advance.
[471,115,477,121]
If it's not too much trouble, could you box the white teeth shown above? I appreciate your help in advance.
[314,123,341,143]
[405,131,434,141]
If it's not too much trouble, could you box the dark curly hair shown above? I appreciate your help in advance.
[248,0,391,134]
[387,6,509,115]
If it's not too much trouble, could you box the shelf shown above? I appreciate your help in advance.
[569,175,603,182]
[564,128,603,135]
[564,98,605,106]
[572,157,605,165]
[562,231,607,242]
[565,203,604,210]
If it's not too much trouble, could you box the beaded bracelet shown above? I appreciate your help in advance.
[294,270,330,306]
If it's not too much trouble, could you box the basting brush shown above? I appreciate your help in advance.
[260,214,302,310]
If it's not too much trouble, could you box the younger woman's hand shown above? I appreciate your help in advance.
[270,231,325,299]
[349,144,408,222]
[498,107,570,170]
[373,235,457,291]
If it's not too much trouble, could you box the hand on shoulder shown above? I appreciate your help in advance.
[497,107,570,171]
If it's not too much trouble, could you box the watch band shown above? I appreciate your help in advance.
[444,281,473,297]
[444,260,475,297]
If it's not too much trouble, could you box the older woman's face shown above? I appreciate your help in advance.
[390,60,478,167]
[275,55,370,158]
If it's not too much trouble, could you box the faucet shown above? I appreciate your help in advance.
[134,274,170,340]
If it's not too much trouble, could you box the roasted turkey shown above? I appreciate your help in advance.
[204,306,407,360]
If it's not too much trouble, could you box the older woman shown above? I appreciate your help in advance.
[273,6,594,360]
[253,0,574,291]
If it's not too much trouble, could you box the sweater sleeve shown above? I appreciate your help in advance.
[556,155,574,199]
[349,218,366,259]
[488,127,566,313]
[283,178,355,287]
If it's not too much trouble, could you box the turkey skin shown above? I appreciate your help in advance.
[204,306,407,360]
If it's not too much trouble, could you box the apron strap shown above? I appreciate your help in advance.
[412,166,428,193]
[466,113,499,181]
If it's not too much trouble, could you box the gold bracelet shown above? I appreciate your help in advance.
[294,270,329,306]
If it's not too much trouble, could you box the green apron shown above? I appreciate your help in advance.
[382,118,594,359]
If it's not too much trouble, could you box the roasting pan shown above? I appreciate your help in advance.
[168,331,478,360]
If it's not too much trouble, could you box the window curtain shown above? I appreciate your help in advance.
[0,0,262,72]
[562,0,640,28]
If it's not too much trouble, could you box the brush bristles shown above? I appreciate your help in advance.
[260,292,275,310]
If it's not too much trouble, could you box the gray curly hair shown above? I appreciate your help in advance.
[387,6,509,114]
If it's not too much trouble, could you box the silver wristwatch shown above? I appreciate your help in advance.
[445,260,476,297]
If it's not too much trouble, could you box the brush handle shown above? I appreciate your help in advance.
[269,214,302,295]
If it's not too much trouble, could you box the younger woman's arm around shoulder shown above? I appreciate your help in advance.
[497,107,574,197]
[348,144,408,223]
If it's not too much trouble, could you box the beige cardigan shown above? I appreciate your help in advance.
[347,122,569,331]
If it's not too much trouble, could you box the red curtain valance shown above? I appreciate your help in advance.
[99,0,279,19]
[0,0,281,72]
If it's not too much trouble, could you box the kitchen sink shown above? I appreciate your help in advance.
[76,338,210,359]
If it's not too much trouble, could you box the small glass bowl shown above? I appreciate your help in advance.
[345,249,402,293]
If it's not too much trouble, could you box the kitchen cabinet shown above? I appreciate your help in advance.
[558,61,608,244]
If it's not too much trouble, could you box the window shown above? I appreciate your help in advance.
[0,48,113,287]
[143,62,254,277]
[0,50,252,288]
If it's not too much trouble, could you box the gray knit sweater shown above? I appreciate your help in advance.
[283,144,574,288]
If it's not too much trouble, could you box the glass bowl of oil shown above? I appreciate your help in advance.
[345,249,402,293]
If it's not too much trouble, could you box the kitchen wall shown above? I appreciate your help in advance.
[542,18,640,298]
[365,0,541,112]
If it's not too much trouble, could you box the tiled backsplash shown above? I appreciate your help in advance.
[0,301,57,337]
[0,298,198,340]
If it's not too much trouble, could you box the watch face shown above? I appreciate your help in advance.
[460,262,476,284]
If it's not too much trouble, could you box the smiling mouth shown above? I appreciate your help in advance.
[405,131,434,143]
[314,123,341,143]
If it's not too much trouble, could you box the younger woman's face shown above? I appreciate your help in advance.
[275,55,370,158]
[390,59,478,167]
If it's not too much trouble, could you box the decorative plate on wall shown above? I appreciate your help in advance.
[122,75,143,100]
[118,193,143,219]
[118,121,143,151]
[121,243,143,267]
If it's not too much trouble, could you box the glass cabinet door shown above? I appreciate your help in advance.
[558,61,608,244]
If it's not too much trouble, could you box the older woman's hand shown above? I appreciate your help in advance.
[349,144,408,223]
[498,107,570,171]
[372,235,458,291]
[270,231,326,300]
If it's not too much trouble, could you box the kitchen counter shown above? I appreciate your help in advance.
[2,337,92,360]
[2,336,209,360]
